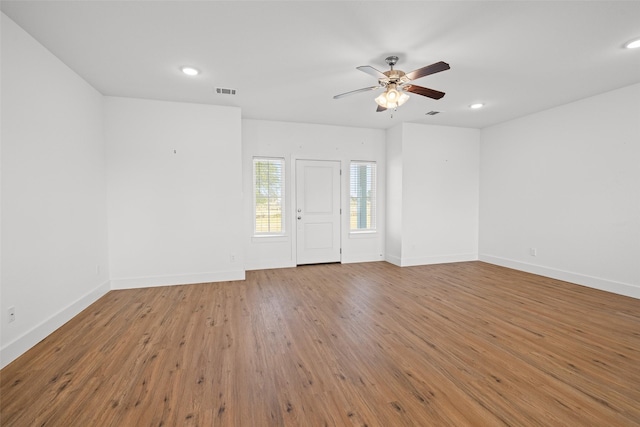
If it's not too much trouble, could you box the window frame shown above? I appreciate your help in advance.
[349,160,377,233]
[253,157,286,236]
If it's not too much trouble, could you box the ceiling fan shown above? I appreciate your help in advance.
[333,56,450,112]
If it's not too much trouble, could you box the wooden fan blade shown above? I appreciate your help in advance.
[376,105,387,112]
[404,84,446,100]
[333,86,381,99]
[405,61,450,81]
[357,65,387,79]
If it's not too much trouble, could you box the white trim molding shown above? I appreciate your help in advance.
[480,254,640,300]
[397,253,478,267]
[0,280,111,369]
[110,270,246,290]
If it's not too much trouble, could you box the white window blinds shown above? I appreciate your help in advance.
[253,157,285,234]
[349,161,376,231]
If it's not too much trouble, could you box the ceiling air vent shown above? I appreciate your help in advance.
[216,87,237,95]
[425,111,441,116]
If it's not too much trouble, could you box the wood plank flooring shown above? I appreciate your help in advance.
[1,261,639,426]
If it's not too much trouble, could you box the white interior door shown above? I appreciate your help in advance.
[296,160,341,265]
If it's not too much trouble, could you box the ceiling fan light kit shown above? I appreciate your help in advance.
[334,55,449,112]
[375,83,410,109]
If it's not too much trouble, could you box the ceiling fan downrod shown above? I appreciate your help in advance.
[385,56,399,70]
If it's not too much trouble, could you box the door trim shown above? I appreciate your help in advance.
[292,157,342,265]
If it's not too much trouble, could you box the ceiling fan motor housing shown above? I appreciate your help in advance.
[380,69,407,87]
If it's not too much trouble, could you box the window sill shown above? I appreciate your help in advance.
[349,231,377,239]
[252,235,288,243]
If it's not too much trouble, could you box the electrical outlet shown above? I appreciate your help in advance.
[230,254,236,263]
[8,306,15,323]
[530,247,537,256]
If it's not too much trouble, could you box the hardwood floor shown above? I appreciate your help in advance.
[2,261,639,426]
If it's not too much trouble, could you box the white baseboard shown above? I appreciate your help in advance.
[246,256,384,270]
[0,280,111,369]
[385,254,402,266]
[341,253,385,264]
[245,260,296,271]
[385,253,477,267]
[110,270,246,290]
[479,254,640,300]
[398,253,478,267]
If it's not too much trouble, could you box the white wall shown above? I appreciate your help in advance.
[1,14,109,368]
[242,119,386,270]
[386,123,480,266]
[105,97,244,288]
[479,83,640,298]
[385,124,403,264]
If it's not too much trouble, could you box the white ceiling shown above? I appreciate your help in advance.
[2,1,640,130]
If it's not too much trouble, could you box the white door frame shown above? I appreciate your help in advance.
[292,157,342,265]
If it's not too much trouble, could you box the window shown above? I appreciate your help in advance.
[254,158,285,235]
[350,161,376,231]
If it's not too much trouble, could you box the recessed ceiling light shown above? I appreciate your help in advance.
[469,103,484,109]
[181,66,200,76]
[625,38,640,49]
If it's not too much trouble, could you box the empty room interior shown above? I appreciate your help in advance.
[1,1,639,426]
